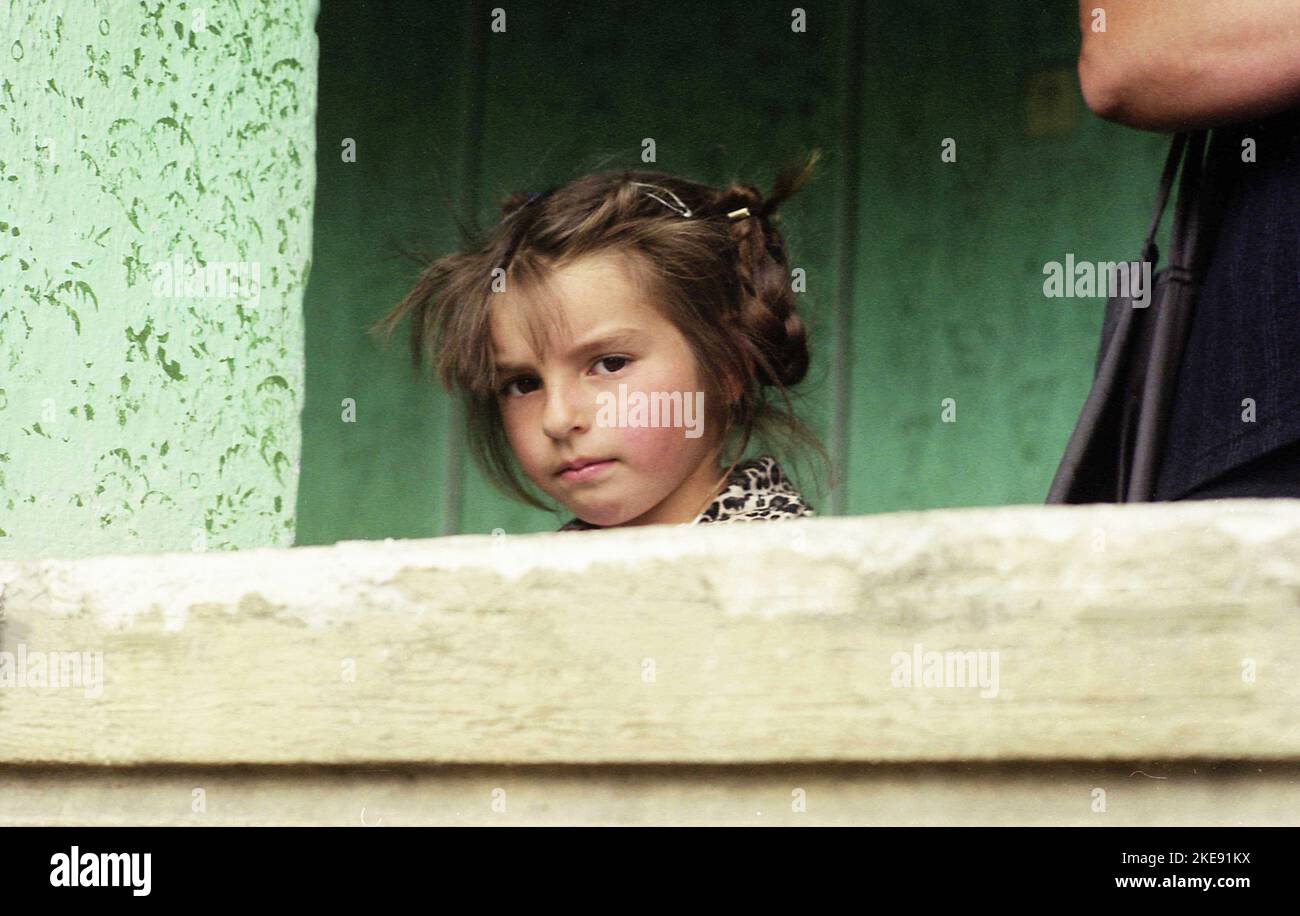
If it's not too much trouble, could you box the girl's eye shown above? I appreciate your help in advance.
[497,356,630,398]
[499,376,539,398]
[594,355,630,375]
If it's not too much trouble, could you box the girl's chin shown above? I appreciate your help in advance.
[559,493,650,528]
[565,505,631,527]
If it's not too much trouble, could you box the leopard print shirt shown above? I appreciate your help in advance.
[557,454,814,531]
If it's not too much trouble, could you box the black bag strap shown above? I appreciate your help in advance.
[1127,129,1213,500]
[1047,129,1216,505]
[1139,130,1212,269]
[1140,132,1189,265]
[1170,131,1212,271]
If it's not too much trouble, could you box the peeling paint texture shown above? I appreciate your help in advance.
[0,1,319,559]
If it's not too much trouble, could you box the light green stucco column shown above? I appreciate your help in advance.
[0,1,318,559]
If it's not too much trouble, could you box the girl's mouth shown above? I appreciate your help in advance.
[559,459,616,483]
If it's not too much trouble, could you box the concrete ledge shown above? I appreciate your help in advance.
[2,499,1298,772]
[4,761,1296,826]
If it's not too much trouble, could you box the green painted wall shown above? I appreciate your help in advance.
[0,1,318,560]
[297,0,1171,544]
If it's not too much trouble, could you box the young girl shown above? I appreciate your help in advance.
[372,153,832,531]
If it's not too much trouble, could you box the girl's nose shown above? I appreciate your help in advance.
[541,377,591,440]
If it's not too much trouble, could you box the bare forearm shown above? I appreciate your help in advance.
[1078,1,1300,130]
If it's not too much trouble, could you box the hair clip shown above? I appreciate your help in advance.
[509,183,757,224]
[628,181,693,218]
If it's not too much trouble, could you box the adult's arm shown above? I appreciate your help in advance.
[1078,1,1300,130]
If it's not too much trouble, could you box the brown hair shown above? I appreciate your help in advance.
[370,151,834,513]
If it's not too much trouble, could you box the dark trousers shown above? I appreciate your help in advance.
[1177,437,1300,499]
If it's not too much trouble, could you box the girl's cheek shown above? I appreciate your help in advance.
[501,406,543,476]
[617,422,690,474]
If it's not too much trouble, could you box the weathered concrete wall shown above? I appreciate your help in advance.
[0,1,318,560]
[1,500,1297,824]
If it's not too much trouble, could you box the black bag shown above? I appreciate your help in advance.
[1046,131,1215,503]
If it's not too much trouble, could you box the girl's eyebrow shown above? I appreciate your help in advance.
[494,326,645,374]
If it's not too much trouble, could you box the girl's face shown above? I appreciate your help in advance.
[490,252,727,527]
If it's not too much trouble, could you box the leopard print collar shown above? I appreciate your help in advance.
[557,454,814,531]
